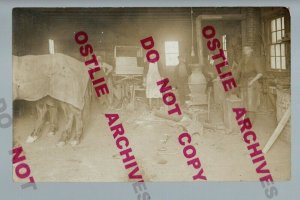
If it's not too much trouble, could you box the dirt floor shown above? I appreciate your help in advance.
[13,100,290,182]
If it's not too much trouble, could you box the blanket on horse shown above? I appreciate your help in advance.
[13,53,89,110]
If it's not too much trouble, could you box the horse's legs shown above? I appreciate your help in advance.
[48,104,58,136]
[57,102,83,147]
[69,108,82,146]
[57,103,74,146]
[26,101,47,143]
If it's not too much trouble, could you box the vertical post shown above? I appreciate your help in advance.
[195,16,204,65]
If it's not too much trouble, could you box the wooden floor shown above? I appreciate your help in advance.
[13,101,290,182]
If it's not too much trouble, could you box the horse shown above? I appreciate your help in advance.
[13,53,91,146]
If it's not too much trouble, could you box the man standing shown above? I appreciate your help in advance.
[97,55,113,108]
[236,46,264,121]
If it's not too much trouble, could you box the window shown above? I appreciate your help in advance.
[48,39,55,54]
[222,35,228,60]
[165,41,179,66]
[270,17,286,70]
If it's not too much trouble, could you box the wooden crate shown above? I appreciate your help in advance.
[115,57,143,75]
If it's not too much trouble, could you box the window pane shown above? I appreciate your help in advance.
[276,44,280,56]
[165,41,179,53]
[166,54,179,66]
[276,57,281,69]
[222,35,227,50]
[277,30,282,41]
[281,57,286,69]
[270,45,275,56]
[272,32,276,43]
[276,18,281,30]
[271,57,276,69]
[281,44,285,56]
[281,17,285,29]
[49,39,55,54]
[270,17,286,71]
[271,19,276,32]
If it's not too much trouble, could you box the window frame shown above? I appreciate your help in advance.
[266,15,289,72]
[48,39,55,54]
[164,41,180,67]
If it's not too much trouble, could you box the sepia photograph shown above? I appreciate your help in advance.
[12,7,291,182]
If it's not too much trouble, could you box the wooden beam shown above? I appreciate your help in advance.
[262,105,291,154]
[199,14,246,21]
